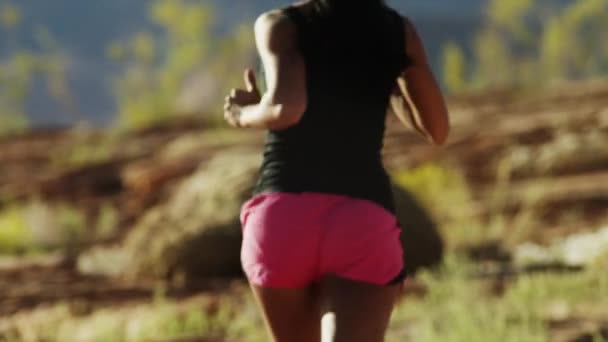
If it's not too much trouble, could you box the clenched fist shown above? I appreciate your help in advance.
[224,68,261,127]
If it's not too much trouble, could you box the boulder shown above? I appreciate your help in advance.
[514,226,608,268]
[120,148,261,282]
[392,185,444,275]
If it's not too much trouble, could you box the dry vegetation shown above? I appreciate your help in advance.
[0,81,607,341]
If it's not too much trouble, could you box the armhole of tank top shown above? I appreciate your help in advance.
[389,8,412,71]
[282,6,305,27]
[282,6,306,51]
[401,17,414,70]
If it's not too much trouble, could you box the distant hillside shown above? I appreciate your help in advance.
[0,0,485,126]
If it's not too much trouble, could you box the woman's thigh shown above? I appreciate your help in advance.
[321,275,400,342]
[250,283,323,342]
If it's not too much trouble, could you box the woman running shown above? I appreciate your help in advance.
[223,0,449,341]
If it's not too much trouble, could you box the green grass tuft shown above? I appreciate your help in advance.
[0,205,33,254]
[388,255,608,342]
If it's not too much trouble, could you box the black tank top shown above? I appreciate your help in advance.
[253,3,410,213]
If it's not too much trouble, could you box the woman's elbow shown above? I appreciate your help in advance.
[429,122,450,145]
[422,105,450,145]
[271,102,307,128]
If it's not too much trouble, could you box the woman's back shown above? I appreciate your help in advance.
[225,1,449,340]
[254,1,410,212]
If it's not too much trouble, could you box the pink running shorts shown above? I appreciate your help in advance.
[239,192,404,288]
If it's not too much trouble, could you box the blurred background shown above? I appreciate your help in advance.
[0,0,607,341]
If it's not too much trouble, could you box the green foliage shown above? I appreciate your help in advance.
[392,161,551,249]
[50,130,119,167]
[56,203,87,250]
[0,2,21,30]
[540,17,568,81]
[110,0,255,129]
[545,0,608,79]
[0,205,33,254]
[391,256,541,342]
[4,292,264,342]
[38,29,83,121]
[0,52,37,136]
[0,201,89,255]
[487,0,535,43]
[443,0,608,92]
[442,42,467,93]
[392,164,474,222]
[0,3,76,135]
[95,203,119,240]
[472,28,515,88]
[389,255,608,342]
[0,109,28,137]
[53,141,115,167]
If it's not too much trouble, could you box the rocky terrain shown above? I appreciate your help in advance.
[0,80,607,341]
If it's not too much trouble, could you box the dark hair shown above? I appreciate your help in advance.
[306,0,401,70]
[317,0,384,7]
[314,0,385,16]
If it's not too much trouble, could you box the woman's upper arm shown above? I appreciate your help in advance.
[398,18,450,144]
[254,11,307,120]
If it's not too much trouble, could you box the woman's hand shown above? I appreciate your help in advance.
[223,10,306,130]
[224,69,261,127]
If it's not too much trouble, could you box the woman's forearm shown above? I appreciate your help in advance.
[238,103,279,129]
[238,97,303,130]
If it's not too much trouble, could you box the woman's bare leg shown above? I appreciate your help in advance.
[321,275,399,342]
[250,283,323,342]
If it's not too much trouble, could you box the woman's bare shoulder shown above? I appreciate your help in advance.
[254,9,298,51]
[255,1,314,35]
